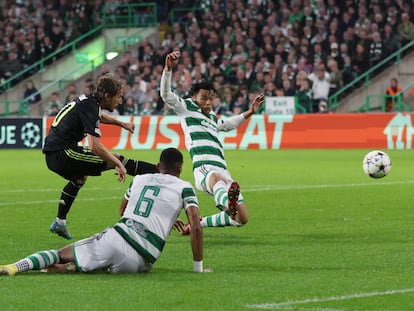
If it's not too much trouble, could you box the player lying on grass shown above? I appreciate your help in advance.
[160,50,264,234]
[0,148,211,275]
[43,73,158,240]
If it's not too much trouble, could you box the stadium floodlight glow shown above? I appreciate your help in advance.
[106,52,118,60]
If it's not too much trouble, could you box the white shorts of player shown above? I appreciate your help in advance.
[193,164,244,201]
[73,227,152,274]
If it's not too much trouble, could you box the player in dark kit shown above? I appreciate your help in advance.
[43,73,158,240]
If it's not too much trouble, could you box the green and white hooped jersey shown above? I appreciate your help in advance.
[160,70,246,170]
[114,173,198,263]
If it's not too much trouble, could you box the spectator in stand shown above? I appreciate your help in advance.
[49,21,66,53]
[397,12,414,46]
[64,83,77,103]
[76,9,91,36]
[211,95,227,115]
[137,83,155,111]
[296,78,313,113]
[249,71,265,93]
[295,69,309,89]
[351,43,370,77]
[308,63,331,113]
[282,78,295,96]
[23,80,41,105]
[329,41,343,68]
[64,18,81,44]
[369,31,383,67]
[20,41,37,73]
[327,59,343,96]
[1,50,22,80]
[123,96,139,116]
[310,42,327,68]
[125,77,144,104]
[140,100,155,116]
[230,93,248,115]
[37,35,55,64]
[385,78,402,112]
[342,55,357,85]
[44,92,63,116]
[382,23,402,57]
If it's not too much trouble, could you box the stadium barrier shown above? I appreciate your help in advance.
[1,113,413,150]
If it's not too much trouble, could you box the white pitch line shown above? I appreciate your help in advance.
[0,196,120,206]
[242,179,414,192]
[0,186,124,194]
[1,180,414,206]
[1,179,414,195]
[246,287,414,310]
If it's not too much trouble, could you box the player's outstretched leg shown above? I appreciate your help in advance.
[0,250,60,276]
[181,181,243,236]
[119,156,158,176]
[50,180,85,239]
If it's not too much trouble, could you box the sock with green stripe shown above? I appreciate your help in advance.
[13,250,60,272]
[200,212,241,227]
[212,180,229,211]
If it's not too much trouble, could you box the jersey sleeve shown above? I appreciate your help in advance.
[160,70,188,114]
[78,95,101,137]
[217,114,246,132]
[182,185,199,210]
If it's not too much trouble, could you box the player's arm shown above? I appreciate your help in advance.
[87,134,126,182]
[186,205,204,272]
[101,112,135,134]
[160,51,186,112]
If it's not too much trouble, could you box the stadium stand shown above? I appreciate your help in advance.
[1,0,414,116]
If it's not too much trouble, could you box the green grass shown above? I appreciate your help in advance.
[1,149,414,310]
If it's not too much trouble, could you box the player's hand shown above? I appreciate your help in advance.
[172,218,186,232]
[165,51,180,71]
[123,122,135,134]
[115,165,127,182]
[251,93,265,113]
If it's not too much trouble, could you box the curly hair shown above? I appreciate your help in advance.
[94,73,122,102]
[189,79,216,96]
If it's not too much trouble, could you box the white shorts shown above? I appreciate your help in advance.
[193,165,244,201]
[73,227,152,274]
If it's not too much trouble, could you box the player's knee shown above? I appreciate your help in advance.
[57,246,74,263]
[74,176,87,187]
[207,172,225,192]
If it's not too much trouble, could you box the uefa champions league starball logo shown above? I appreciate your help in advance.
[21,122,41,148]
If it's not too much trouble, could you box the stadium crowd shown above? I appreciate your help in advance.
[1,0,414,114]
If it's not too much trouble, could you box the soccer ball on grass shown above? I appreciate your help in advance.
[362,150,391,178]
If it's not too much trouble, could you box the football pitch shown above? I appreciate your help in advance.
[1,148,414,311]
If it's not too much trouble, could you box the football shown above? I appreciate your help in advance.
[362,150,392,178]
